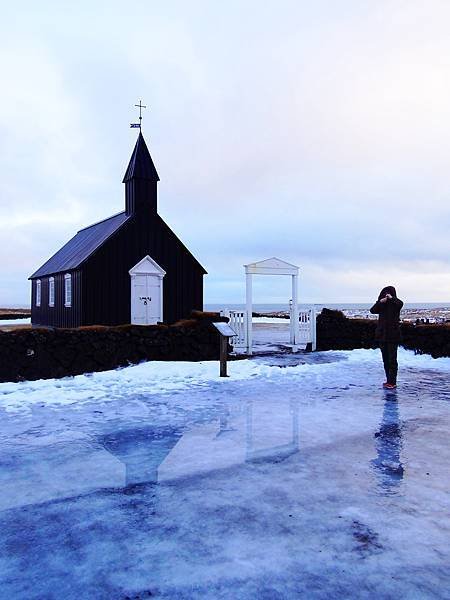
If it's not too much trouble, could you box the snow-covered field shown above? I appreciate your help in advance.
[0,348,449,598]
[0,317,31,326]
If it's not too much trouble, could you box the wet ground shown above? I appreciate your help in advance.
[0,346,449,599]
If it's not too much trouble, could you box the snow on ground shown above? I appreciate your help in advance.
[0,347,449,598]
[1,348,449,414]
[252,316,291,323]
[0,317,31,326]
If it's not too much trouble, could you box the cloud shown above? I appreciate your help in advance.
[1,1,450,306]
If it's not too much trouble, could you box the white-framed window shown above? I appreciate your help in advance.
[36,280,41,307]
[49,277,55,307]
[64,273,72,307]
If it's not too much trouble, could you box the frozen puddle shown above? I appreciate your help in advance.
[0,349,449,599]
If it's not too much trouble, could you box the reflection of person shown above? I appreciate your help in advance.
[370,286,404,389]
[371,391,404,493]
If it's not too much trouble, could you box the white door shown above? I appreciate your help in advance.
[129,255,166,325]
[131,274,162,325]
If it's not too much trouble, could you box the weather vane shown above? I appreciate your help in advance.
[130,100,146,130]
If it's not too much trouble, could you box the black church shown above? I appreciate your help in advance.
[29,132,206,328]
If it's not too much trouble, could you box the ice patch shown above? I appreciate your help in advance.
[0,343,449,597]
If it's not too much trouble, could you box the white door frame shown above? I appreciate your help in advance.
[244,257,300,355]
[129,255,166,324]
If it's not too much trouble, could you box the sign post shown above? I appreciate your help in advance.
[212,322,237,378]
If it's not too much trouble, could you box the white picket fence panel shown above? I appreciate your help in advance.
[221,308,316,354]
[221,310,247,352]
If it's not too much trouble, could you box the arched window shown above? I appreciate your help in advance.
[64,273,72,307]
[49,277,55,307]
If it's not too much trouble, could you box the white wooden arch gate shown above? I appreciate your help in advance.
[223,257,316,355]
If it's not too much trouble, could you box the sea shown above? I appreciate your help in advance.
[205,302,450,312]
[205,303,450,323]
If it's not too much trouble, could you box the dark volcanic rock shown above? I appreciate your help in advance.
[0,311,228,383]
[317,309,450,358]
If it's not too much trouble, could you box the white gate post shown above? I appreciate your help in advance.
[291,274,299,346]
[289,299,294,343]
[246,272,253,355]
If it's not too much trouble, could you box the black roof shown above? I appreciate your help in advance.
[29,210,206,278]
[123,132,160,182]
[29,212,130,279]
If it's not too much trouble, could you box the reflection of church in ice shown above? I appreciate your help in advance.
[100,399,300,487]
[157,399,300,483]
[0,393,407,511]
[0,400,300,511]
[99,426,182,487]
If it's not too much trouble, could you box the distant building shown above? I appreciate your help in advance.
[29,132,206,327]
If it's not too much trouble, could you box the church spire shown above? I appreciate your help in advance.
[123,132,159,216]
[123,132,160,183]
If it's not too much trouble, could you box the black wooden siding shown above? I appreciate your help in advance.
[31,271,82,328]
[82,214,204,326]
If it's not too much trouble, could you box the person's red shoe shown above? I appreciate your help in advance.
[385,383,397,389]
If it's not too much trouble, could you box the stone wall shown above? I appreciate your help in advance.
[2,308,448,384]
[317,308,450,358]
[0,311,228,383]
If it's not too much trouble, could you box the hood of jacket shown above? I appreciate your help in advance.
[378,286,397,300]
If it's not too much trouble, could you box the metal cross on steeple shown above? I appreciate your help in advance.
[130,100,147,130]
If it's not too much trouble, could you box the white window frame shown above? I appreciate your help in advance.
[36,280,41,307]
[49,277,55,307]
[64,273,72,307]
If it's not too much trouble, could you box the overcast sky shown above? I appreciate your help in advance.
[1,1,450,306]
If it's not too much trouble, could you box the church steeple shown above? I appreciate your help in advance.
[123,132,160,216]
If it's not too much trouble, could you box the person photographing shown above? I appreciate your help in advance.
[370,286,404,389]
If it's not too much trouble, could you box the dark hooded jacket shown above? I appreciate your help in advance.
[370,286,404,343]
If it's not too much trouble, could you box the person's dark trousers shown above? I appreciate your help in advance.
[379,343,398,385]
